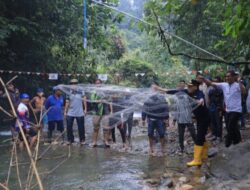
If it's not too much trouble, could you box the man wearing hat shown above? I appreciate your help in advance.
[64,79,87,145]
[45,86,64,143]
[186,79,210,167]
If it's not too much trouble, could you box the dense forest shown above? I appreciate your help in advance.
[0,0,250,91]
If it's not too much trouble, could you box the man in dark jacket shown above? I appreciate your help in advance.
[142,82,169,156]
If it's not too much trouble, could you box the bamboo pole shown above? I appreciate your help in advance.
[30,146,71,190]
[38,130,66,160]
[0,182,9,190]
[27,130,41,190]
[0,106,14,118]
[14,142,23,190]
[6,75,18,86]
[6,142,15,184]
[0,77,44,190]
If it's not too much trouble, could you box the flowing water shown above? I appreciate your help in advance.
[0,116,175,190]
[0,115,207,190]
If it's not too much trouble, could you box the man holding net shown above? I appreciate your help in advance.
[142,82,169,156]
[90,79,112,148]
[64,79,87,145]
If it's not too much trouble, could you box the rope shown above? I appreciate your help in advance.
[91,0,227,62]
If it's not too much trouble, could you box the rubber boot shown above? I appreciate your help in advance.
[187,145,203,167]
[202,141,208,160]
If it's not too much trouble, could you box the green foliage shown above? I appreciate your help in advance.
[0,0,124,88]
[109,51,158,87]
[144,0,250,71]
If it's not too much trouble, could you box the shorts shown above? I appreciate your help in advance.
[147,119,165,138]
[48,120,64,132]
[92,115,102,130]
[18,127,37,141]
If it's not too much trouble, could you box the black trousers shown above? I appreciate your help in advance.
[209,109,223,138]
[66,116,85,143]
[178,123,196,151]
[48,120,64,142]
[196,117,209,146]
[111,123,126,144]
[225,112,241,146]
[125,112,133,139]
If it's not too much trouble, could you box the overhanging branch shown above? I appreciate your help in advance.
[152,10,250,65]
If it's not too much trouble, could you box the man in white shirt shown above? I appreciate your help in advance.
[204,70,246,147]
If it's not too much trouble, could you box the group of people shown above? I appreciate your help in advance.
[0,78,134,150]
[142,70,248,166]
[1,70,249,168]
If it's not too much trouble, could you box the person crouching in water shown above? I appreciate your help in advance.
[186,80,210,167]
[142,82,169,156]
[16,93,37,149]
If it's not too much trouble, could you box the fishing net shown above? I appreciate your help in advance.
[57,84,199,129]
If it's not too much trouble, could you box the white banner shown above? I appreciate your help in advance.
[98,74,108,81]
[48,73,58,80]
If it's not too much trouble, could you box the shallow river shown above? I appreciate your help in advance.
[0,116,174,190]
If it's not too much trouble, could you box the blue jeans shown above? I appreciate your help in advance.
[66,116,85,143]
[147,119,165,138]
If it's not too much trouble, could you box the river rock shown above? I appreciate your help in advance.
[180,184,194,190]
[179,176,189,183]
[160,178,174,188]
[146,178,160,185]
[210,140,250,180]
[199,176,206,184]
[208,147,218,157]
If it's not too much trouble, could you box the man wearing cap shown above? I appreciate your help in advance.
[204,70,246,147]
[45,86,64,143]
[186,79,210,167]
[64,79,87,145]
[16,93,37,149]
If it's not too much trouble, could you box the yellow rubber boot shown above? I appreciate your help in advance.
[187,145,203,167]
[202,141,208,160]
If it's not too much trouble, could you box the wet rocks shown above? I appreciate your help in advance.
[158,178,174,190]
[208,147,218,158]
[180,184,194,190]
[178,176,189,183]
[145,178,160,186]
[160,178,174,188]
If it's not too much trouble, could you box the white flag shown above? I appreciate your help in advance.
[48,73,58,80]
